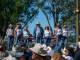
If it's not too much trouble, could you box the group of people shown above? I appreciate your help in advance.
[6,22,68,52]
[6,23,30,50]
[0,41,80,60]
[54,24,68,52]
[6,22,52,51]
[0,22,80,60]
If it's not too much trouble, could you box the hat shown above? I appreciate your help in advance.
[29,43,48,56]
[42,44,52,53]
[42,44,53,56]
[42,44,47,50]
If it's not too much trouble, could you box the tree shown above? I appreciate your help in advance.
[48,0,76,26]
[0,0,31,37]
[21,0,76,32]
[0,0,76,37]
[21,0,53,32]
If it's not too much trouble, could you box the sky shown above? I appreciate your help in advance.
[28,9,54,34]
[21,0,63,34]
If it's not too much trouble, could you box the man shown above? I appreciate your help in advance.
[33,22,44,44]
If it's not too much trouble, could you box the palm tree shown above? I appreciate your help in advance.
[19,0,75,33]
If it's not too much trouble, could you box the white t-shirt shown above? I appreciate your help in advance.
[6,28,13,36]
[44,30,51,37]
[23,30,28,37]
[56,29,62,35]
[16,29,23,36]
[63,29,67,37]
[36,27,40,37]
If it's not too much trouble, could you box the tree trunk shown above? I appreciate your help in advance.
[42,10,53,32]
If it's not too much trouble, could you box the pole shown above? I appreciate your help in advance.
[76,0,79,43]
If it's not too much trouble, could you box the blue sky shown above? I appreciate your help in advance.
[28,9,54,34]
[21,0,64,34]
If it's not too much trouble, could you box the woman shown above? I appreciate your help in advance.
[23,27,33,47]
[6,24,14,50]
[14,23,23,46]
[44,26,51,46]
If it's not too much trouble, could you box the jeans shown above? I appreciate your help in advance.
[44,37,51,46]
[7,35,14,50]
[54,35,63,52]
[61,36,67,48]
[36,36,43,44]
[24,38,32,47]
[16,35,24,46]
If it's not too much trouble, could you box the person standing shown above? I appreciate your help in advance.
[6,24,14,50]
[14,23,23,46]
[44,26,51,46]
[23,27,29,46]
[62,25,68,48]
[33,23,44,44]
[23,27,33,47]
[54,24,63,52]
